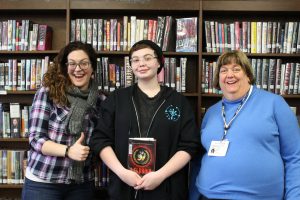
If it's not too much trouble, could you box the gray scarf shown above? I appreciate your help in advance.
[65,80,98,183]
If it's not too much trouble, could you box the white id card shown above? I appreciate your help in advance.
[208,140,229,157]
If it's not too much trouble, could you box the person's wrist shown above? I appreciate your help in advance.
[65,145,70,158]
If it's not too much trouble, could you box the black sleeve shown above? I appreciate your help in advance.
[177,96,201,158]
[90,92,116,157]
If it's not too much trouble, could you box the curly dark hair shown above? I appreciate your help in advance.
[42,41,97,106]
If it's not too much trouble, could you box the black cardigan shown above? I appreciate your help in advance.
[91,84,200,200]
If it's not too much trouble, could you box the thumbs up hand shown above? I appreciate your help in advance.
[67,132,90,161]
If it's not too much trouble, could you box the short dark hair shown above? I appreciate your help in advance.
[213,50,256,90]
[129,40,164,74]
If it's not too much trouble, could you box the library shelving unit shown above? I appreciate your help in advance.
[0,0,67,198]
[1,0,300,199]
[0,0,201,198]
[201,0,300,116]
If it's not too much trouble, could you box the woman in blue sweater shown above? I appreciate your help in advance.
[191,50,300,200]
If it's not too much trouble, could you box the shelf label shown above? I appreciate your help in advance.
[0,90,7,95]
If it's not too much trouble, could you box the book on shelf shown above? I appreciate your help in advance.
[96,57,103,90]
[275,59,282,94]
[0,150,26,184]
[291,22,298,53]
[156,16,166,48]
[268,58,276,93]
[37,24,53,51]
[288,63,296,94]
[98,18,104,51]
[2,103,11,138]
[157,67,164,85]
[102,57,109,92]
[204,21,212,53]
[81,18,87,44]
[128,137,156,176]
[109,63,116,92]
[176,65,181,92]
[86,19,93,45]
[162,16,174,52]
[0,63,4,91]
[0,103,3,138]
[169,57,176,90]
[294,63,300,94]
[9,103,21,138]
[21,106,29,138]
[250,22,259,53]
[180,57,187,93]
[176,17,197,52]
[124,56,133,88]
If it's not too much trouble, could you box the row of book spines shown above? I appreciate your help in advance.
[251,59,300,95]
[0,103,31,139]
[0,56,50,91]
[204,20,300,54]
[94,161,109,188]
[0,55,188,93]
[0,20,52,51]
[0,155,110,188]
[0,150,26,184]
[201,59,300,95]
[97,56,187,93]
[201,60,222,94]
[71,16,173,52]
[71,17,198,53]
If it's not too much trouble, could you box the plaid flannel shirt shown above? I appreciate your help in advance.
[27,87,103,184]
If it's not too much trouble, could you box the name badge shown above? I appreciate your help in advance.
[208,140,229,157]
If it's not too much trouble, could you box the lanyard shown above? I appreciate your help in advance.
[221,85,253,140]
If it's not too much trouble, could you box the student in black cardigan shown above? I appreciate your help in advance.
[91,40,200,200]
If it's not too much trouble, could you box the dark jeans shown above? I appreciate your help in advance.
[200,196,225,200]
[22,178,94,200]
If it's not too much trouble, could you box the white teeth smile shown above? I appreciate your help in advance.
[227,81,236,84]
[74,74,84,78]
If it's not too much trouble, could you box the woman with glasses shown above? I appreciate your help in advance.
[90,40,200,200]
[190,50,300,200]
[22,41,105,200]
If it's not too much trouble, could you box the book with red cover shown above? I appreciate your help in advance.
[176,17,197,52]
[37,25,53,51]
[128,138,156,176]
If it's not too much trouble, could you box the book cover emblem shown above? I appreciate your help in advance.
[128,138,156,176]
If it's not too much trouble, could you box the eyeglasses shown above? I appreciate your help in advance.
[66,61,91,70]
[130,55,157,65]
[220,66,242,74]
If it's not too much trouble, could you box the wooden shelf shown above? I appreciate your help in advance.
[203,0,300,12]
[0,138,29,149]
[0,50,59,54]
[0,0,68,10]
[70,0,200,11]
[0,138,28,142]
[202,52,300,58]
[0,184,23,189]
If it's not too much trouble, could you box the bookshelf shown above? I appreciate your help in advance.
[0,0,300,199]
[201,0,300,116]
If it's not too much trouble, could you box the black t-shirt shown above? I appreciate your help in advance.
[133,85,165,137]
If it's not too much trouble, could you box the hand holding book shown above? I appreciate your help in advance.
[128,137,157,176]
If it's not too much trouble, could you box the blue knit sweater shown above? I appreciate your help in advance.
[194,86,300,200]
